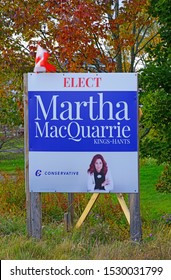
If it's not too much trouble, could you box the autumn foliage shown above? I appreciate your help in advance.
[0,0,160,127]
[0,0,159,73]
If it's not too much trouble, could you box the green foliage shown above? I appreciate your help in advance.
[140,131,171,164]
[0,72,24,127]
[139,88,171,163]
[0,72,24,150]
[150,0,171,44]
[139,157,157,167]
[139,0,171,164]
[156,164,171,193]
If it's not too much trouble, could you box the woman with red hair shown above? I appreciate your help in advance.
[87,154,113,192]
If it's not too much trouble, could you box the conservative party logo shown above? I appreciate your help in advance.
[35,170,42,176]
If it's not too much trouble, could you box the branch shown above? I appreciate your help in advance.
[140,127,152,140]
[93,33,106,57]
[135,31,159,56]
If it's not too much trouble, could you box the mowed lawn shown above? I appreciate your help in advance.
[140,164,171,221]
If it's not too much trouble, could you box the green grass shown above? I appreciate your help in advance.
[0,215,170,260]
[140,164,170,221]
[0,137,24,172]
[0,153,24,172]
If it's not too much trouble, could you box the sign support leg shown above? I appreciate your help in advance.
[116,193,130,224]
[68,193,74,226]
[129,193,142,242]
[24,74,42,239]
[64,193,74,230]
[30,192,42,239]
[75,193,100,228]
[75,193,130,229]
[128,108,143,242]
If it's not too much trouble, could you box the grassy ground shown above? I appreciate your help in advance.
[140,164,170,221]
[0,221,170,260]
[0,137,24,172]
[0,138,171,259]
[0,152,24,172]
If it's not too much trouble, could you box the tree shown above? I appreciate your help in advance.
[139,0,171,163]
[0,0,159,151]
[0,0,159,73]
[0,71,24,149]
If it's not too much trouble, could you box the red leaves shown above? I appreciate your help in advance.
[1,0,156,73]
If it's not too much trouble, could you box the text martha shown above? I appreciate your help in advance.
[33,92,132,142]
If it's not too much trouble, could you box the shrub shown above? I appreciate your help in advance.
[140,137,171,164]
[0,170,26,216]
[42,193,68,222]
[156,164,171,193]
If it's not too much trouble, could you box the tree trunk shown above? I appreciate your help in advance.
[115,0,122,72]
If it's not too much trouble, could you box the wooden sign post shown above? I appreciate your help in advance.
[129,107,142,242]
[24,74,42,239]
[130,193,142,242]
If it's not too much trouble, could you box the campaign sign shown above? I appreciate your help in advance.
[27,73,139,193]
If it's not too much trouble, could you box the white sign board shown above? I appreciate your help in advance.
[26,73,139,193]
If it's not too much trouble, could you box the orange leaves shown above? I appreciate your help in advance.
[1,0,159,74]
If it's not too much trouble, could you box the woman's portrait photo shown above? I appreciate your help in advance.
[87,154,113,192]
